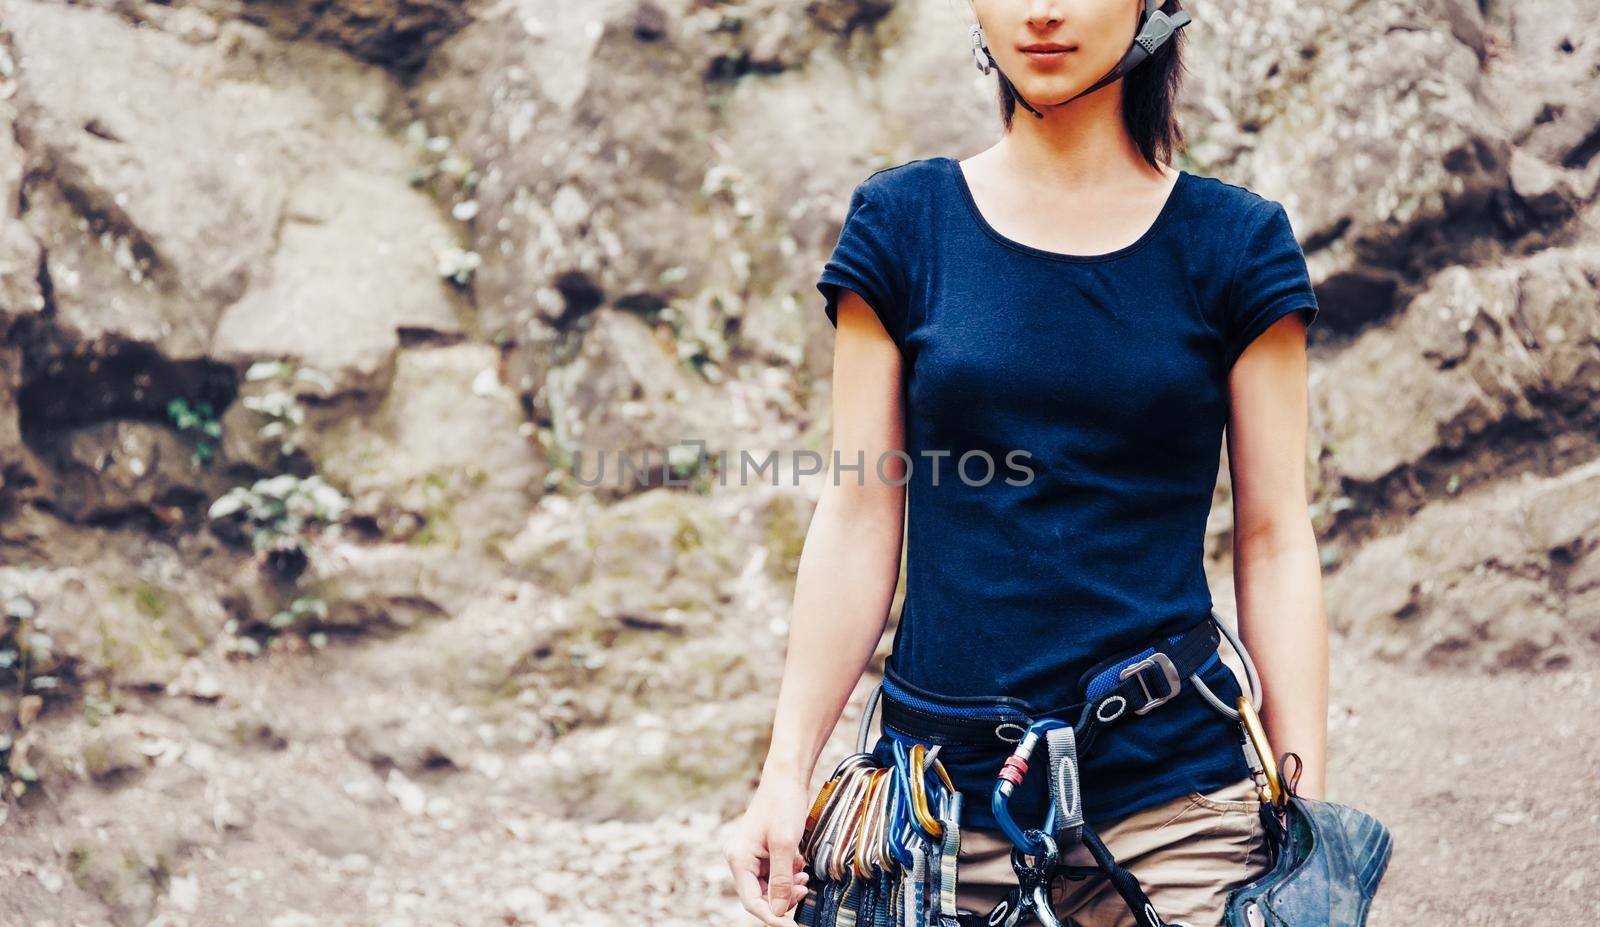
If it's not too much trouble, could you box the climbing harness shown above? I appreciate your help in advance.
[970,0,1192,119]
[792,609,1394,927]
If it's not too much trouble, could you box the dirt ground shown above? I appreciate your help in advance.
[0,633,1594,925]
[1322,642,1599,924]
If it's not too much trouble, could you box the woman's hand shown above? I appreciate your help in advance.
[725,769,814,925]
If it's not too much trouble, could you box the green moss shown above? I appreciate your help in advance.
[411,469,462,547]
[673,522,703,553]
[480,532,510,560]
[82,738,106,772]
[95,614,119,671]
[69,846,94,892]
[411,504,459,547]
[132,584,166,620]
[763,503,807,580]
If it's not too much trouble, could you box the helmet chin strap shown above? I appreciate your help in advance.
[976,0,1193,119]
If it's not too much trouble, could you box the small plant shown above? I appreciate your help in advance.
[404,119,483,290]
[207,474,350,563]
[405,118,482,228]
[82,691,116,727]
[0,591,26,682]
[437,247,481,287]
[1,583,58,697]
[406,120,480,189]
[224,600,332,656]
[2,579,52,800]
[209,477,348,650]
[166,398,223,466]
[667,443,715,496]
[241,361,331,458]
[268,596,328,632]
[655,304,728,382]
[1306,493,1355,535]
[0,731,38,799]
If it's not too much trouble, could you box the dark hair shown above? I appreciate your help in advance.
[993,0,1187,170]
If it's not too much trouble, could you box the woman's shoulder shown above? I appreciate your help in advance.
[1178,169,1286,226]
[850,157,947,211]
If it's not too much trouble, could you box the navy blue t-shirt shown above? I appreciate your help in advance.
[815,156,1320,832]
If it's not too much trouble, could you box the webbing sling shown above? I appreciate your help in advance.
[880,616,1226,927]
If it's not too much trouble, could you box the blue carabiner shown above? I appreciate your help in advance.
[891,738,947,841]
[990,717,1071,856]
[885,739,919,867]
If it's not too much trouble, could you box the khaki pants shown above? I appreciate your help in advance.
[953,777,1271,927]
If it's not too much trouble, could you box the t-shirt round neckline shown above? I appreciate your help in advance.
[940,155,1189,264]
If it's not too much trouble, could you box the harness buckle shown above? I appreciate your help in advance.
[1118,652,1180,715]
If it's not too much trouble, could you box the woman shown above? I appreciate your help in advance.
[726,1,1328,924]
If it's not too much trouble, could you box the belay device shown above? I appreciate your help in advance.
[793,610,1394,927]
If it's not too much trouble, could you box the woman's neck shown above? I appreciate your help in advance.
[992,88,1167,189]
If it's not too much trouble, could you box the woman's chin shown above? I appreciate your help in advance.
[1014,82,1094,107]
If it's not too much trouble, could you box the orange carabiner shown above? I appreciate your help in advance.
[908,744,945,838]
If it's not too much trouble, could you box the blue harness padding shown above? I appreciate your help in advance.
[880,674,1034,722]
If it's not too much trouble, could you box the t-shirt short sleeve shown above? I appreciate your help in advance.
[816,179,909,347]
[1224,200,1320,368]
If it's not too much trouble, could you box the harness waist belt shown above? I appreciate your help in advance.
[878,616,1223,752]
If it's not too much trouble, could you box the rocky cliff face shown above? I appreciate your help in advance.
[0,0,1595,923]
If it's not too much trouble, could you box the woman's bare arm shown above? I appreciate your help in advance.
[764,291,907,787]
[1225,311,1330,801]
[726,290,907,924]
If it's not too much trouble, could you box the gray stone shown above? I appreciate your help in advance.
[1328,459,1600,669]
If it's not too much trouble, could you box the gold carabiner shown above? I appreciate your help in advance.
[803,775,840,848]
[908,744,944,838]
[849,769,884,879]
[1237,695,1285,810]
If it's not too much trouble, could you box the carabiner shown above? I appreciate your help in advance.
[990,717,1070,855]
[893,740,945,839]
[1238,695,1286,810]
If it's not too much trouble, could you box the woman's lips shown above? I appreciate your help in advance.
[1020,45,1078,64]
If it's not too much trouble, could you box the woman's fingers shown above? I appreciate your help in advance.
[728,841,795,927]
[766,841,798,917]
